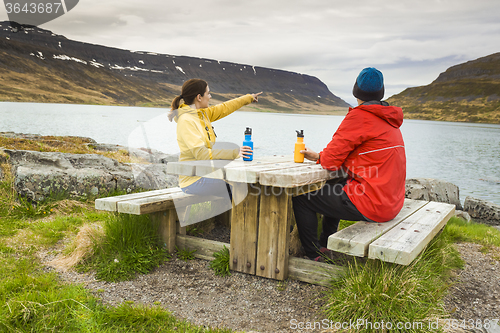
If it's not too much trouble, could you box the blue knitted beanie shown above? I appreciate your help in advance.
[352,67,385,101]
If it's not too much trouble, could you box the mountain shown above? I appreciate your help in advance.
[0,21,349,113]
[388,53,500,123]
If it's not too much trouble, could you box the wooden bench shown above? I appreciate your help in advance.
[95,187,226,253]
[327,199,456,265]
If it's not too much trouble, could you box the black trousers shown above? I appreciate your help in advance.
[292,179,371,259]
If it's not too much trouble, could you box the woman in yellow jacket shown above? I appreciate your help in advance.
[168,78,261,199]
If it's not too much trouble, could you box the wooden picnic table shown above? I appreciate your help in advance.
[166,155,344,280]
[97,155,455,285]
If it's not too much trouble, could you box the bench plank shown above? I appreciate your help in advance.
[95,188,182,212]
[117,191,222,215]
[327,199,429,257]
[368,201,455,265]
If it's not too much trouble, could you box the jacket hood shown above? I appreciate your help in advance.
[354,102,404,128]
[174,104,198,123]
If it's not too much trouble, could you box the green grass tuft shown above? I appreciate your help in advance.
[321,231,463,332]
[443,216,500,249]
[210,246,231,277]
[78,213,170,282]
[176,246,197,261]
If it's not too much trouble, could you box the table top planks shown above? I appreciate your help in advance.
[166,155,293,179]
[327,199,429,257]
[167,155,342,188]
[258,164,344,188]
[225,161,311,183]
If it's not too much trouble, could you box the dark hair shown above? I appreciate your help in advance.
[168,79,208,122]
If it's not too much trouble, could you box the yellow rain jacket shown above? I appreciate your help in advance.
[173,94,254,188]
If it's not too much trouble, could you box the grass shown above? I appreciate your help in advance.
[321,230,464,332]
[210,245,231,277]
[319,216,500,333]
[0,135,148,164]
[443,216,500,250]
[176,246,197,261]
[0,163,233,332]
[2,142,500,332]
[77,213,171,282]
[0,255,232,332]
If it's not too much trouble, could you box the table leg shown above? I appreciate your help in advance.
[256,186,292,280]
[230,184,260,275]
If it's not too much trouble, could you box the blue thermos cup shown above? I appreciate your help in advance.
[243,127,253,161]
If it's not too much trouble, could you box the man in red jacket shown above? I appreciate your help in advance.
[293,67,406,261]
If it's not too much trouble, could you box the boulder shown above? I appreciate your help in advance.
[464,196,500,226]
[455,210,471,222]
[86,143,179,164]
[5,149,137,201]
[405,178,463,210]
[130,163,178,190]
[454,210,471,222]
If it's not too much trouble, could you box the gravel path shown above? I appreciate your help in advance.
[443,243,500,330]
[46,255,325,333]
[40,242,500,333]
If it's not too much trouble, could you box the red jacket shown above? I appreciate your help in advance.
[318,102,406,222]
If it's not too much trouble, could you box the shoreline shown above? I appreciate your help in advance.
[3,100,500,124]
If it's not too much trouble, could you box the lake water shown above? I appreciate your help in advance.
[1,102,500,206]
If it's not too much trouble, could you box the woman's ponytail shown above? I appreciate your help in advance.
[168,95,183,122]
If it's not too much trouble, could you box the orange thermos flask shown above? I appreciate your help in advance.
[294,130,305,163]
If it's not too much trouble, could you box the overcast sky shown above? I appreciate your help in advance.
[2,0,499,106]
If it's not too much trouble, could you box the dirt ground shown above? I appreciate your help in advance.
[37,238,500,333]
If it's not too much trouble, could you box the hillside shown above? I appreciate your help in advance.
[388,53,500,123]
[0,21,349,114]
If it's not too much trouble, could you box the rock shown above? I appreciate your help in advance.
[4,149,137,201]
[455,210,472,222]
[405,178,463,210]
[128,148,177,164]
[86,143,179,164]
[130,163,178,190]
[464,196,500,226]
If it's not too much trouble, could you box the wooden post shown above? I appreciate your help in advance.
[230,184,260,275]
[256,186,292,280]
[151,209,177,253]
